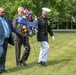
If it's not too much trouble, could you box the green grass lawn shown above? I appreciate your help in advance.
[2,32,76,75]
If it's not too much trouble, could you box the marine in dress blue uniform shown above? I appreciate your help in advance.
[37,7,55,66]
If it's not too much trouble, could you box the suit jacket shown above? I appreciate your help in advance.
[13,15,23,41]
[37,16,54,42]
[0,17,21,45]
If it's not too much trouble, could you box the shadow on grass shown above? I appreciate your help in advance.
[48,58,72,65]
[5,61,37,73]
[3,59,72,73]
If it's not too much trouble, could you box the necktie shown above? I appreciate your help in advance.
[0,17,10,38]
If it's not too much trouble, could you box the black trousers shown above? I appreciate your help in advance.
[14,37,31,66]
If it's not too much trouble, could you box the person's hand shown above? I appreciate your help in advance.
[21,33,25,36]
[52,36,55,41]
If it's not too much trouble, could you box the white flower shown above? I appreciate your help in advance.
[23,15,26,18]
[29,31,32,35]
[23,25,26,29]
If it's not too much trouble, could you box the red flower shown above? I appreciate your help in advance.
[21,29,25,34]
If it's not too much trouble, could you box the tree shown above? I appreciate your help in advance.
[0,0,76,29]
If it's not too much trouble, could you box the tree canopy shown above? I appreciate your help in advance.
[0,0,76,29]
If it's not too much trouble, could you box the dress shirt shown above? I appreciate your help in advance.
[0,17,10,38]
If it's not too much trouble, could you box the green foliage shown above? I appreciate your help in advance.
[0,0,76,28]
[0,0,36,20]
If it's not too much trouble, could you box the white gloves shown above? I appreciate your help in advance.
[52,36,55,41]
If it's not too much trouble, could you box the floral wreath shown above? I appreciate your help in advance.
[17,9,38,37]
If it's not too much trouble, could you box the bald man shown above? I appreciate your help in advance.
[0,7,21,73]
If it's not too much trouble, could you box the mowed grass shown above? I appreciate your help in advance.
[2,32,76,75]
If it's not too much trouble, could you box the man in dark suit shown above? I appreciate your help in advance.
[13,7,31,67]
[0,7,21,73]
[37,7,55,66]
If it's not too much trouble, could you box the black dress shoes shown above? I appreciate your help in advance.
[38,61,47,66]
[20,60,27,66]
[0,70,2,74]
[0,69,7,74]
[2,69,7,72]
